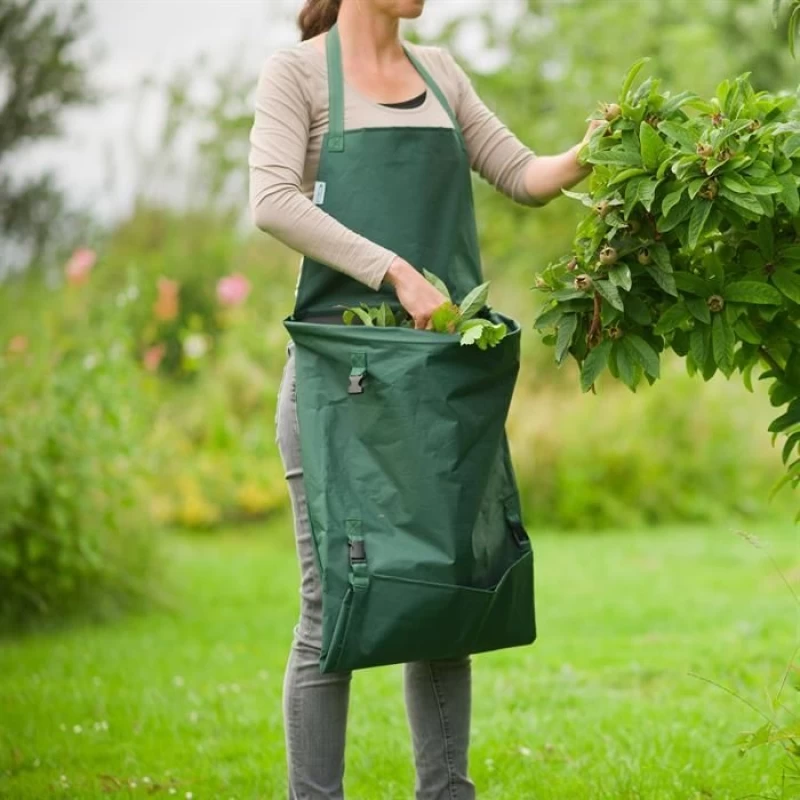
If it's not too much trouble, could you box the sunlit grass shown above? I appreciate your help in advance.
[0,516,796,799]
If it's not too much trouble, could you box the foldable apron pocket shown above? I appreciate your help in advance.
[321,548,534,673]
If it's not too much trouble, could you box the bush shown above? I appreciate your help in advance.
[0,280,161,629]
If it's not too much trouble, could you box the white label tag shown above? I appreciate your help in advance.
[313,181,327,205]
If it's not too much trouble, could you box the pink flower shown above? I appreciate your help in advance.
[7,335,28,354]
[143,343,166,372]
[216,273,251,307]
[153,278,180,321]
[65,248,97,285]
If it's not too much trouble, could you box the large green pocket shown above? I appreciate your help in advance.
[321,548,534,674]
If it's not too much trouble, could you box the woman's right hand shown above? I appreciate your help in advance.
[384,257,448,330]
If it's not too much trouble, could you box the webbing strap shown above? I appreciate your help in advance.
[326,24,345,152]
[325,23,466,153]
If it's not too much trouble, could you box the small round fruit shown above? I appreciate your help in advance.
[627,219,642,235]
[696,143,714,159]
[637,248,652,265]
[607,325,623,340]
[594,200,611,218]
[535,276,548,290]
[699,178,719,201]
[599,246,619,267]
[707,294,725,313]
[603,103,622,122]
[566,258,580,273]
[574,275,593,291]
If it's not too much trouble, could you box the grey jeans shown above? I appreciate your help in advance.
[275,342,476,800]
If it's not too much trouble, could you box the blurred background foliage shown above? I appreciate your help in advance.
[1,0,798,625]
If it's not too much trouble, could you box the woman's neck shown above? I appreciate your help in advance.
[336,1,403,66]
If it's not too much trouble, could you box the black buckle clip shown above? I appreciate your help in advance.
[348,374,366,395]
[510,521,529,548]
[349,540,366,563]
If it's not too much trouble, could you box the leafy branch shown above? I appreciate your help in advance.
[533,59,800,504]
[342,272,508,350]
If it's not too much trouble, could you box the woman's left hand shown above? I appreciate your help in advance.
[581,118,607,145]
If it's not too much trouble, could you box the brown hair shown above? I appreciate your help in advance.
[298,0,342,41]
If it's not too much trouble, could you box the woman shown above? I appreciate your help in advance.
[248,1,598,797]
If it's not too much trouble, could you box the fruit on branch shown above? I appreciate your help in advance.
[637,248,652,265]
[574,274,593,291]
[599,246,619,266]
[707,295,725,313]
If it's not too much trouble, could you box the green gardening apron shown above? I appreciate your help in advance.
[284,24,535,674]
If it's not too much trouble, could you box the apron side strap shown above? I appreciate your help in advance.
[348,352,367,395]
[346,519,369,591]
[326,24,346,153]
[504,497,530,549]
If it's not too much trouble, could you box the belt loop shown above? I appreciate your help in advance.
[348,352,367,395]
[346,519,369,591]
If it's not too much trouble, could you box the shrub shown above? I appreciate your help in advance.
[534,64,800,508]
[0,279,161,629]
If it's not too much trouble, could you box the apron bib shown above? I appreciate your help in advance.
[284,25,536,673]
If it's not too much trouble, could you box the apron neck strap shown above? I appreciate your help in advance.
[325,23,464,152]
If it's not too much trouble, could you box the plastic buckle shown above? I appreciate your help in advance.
[348,373,365,394]
[349,539,366,563]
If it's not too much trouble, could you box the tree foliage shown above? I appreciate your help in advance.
[533,61,800,500]
[0,0,94,270]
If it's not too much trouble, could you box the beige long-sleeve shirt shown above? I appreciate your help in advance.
[248,38,538,291]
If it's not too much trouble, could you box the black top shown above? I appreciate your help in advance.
[380,90,427,110]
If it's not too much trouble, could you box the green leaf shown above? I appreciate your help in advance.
[688,200,713,250]
[430,301,461,333]
[589,149,643,167]
[777,173,800,214]
[657,199,692,233]
[533,303,563,330]
[734,317,762,344]
[690,326,708,366]
[686,297,711,323]
[719,186,766,215]
[608,264,633,292]
[661,188,685,217]
[608,168,648,187]
[657,120,698,151]
[458,282,490,321]
[782,431,800,465]
[654,302,691,335]
[613,341,639,390]
[580,339,613,392]
[646,265,678,297]
[640,121,665,171]
[620,58,649,103]
[343,306,373,326]
[720,174,753,194]
[769,400,800,433]
[712,313,735,375]
[457,318,507,349]
[772,269,800,304]
[595,279,625,312]
[423,270,452,301]
[624,294,653,325]
[623,334,661,378]
[555,314,578,365]
[724,281,783,305]
[674,272,713,296]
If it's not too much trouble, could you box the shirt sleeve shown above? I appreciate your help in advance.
[248,49,397,291]
[439,49,541,207]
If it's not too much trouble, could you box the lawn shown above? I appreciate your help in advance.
[0,516,797,800]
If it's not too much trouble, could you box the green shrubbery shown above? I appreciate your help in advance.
[0,285,159,628]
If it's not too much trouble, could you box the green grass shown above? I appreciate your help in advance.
[1,517,798,799]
